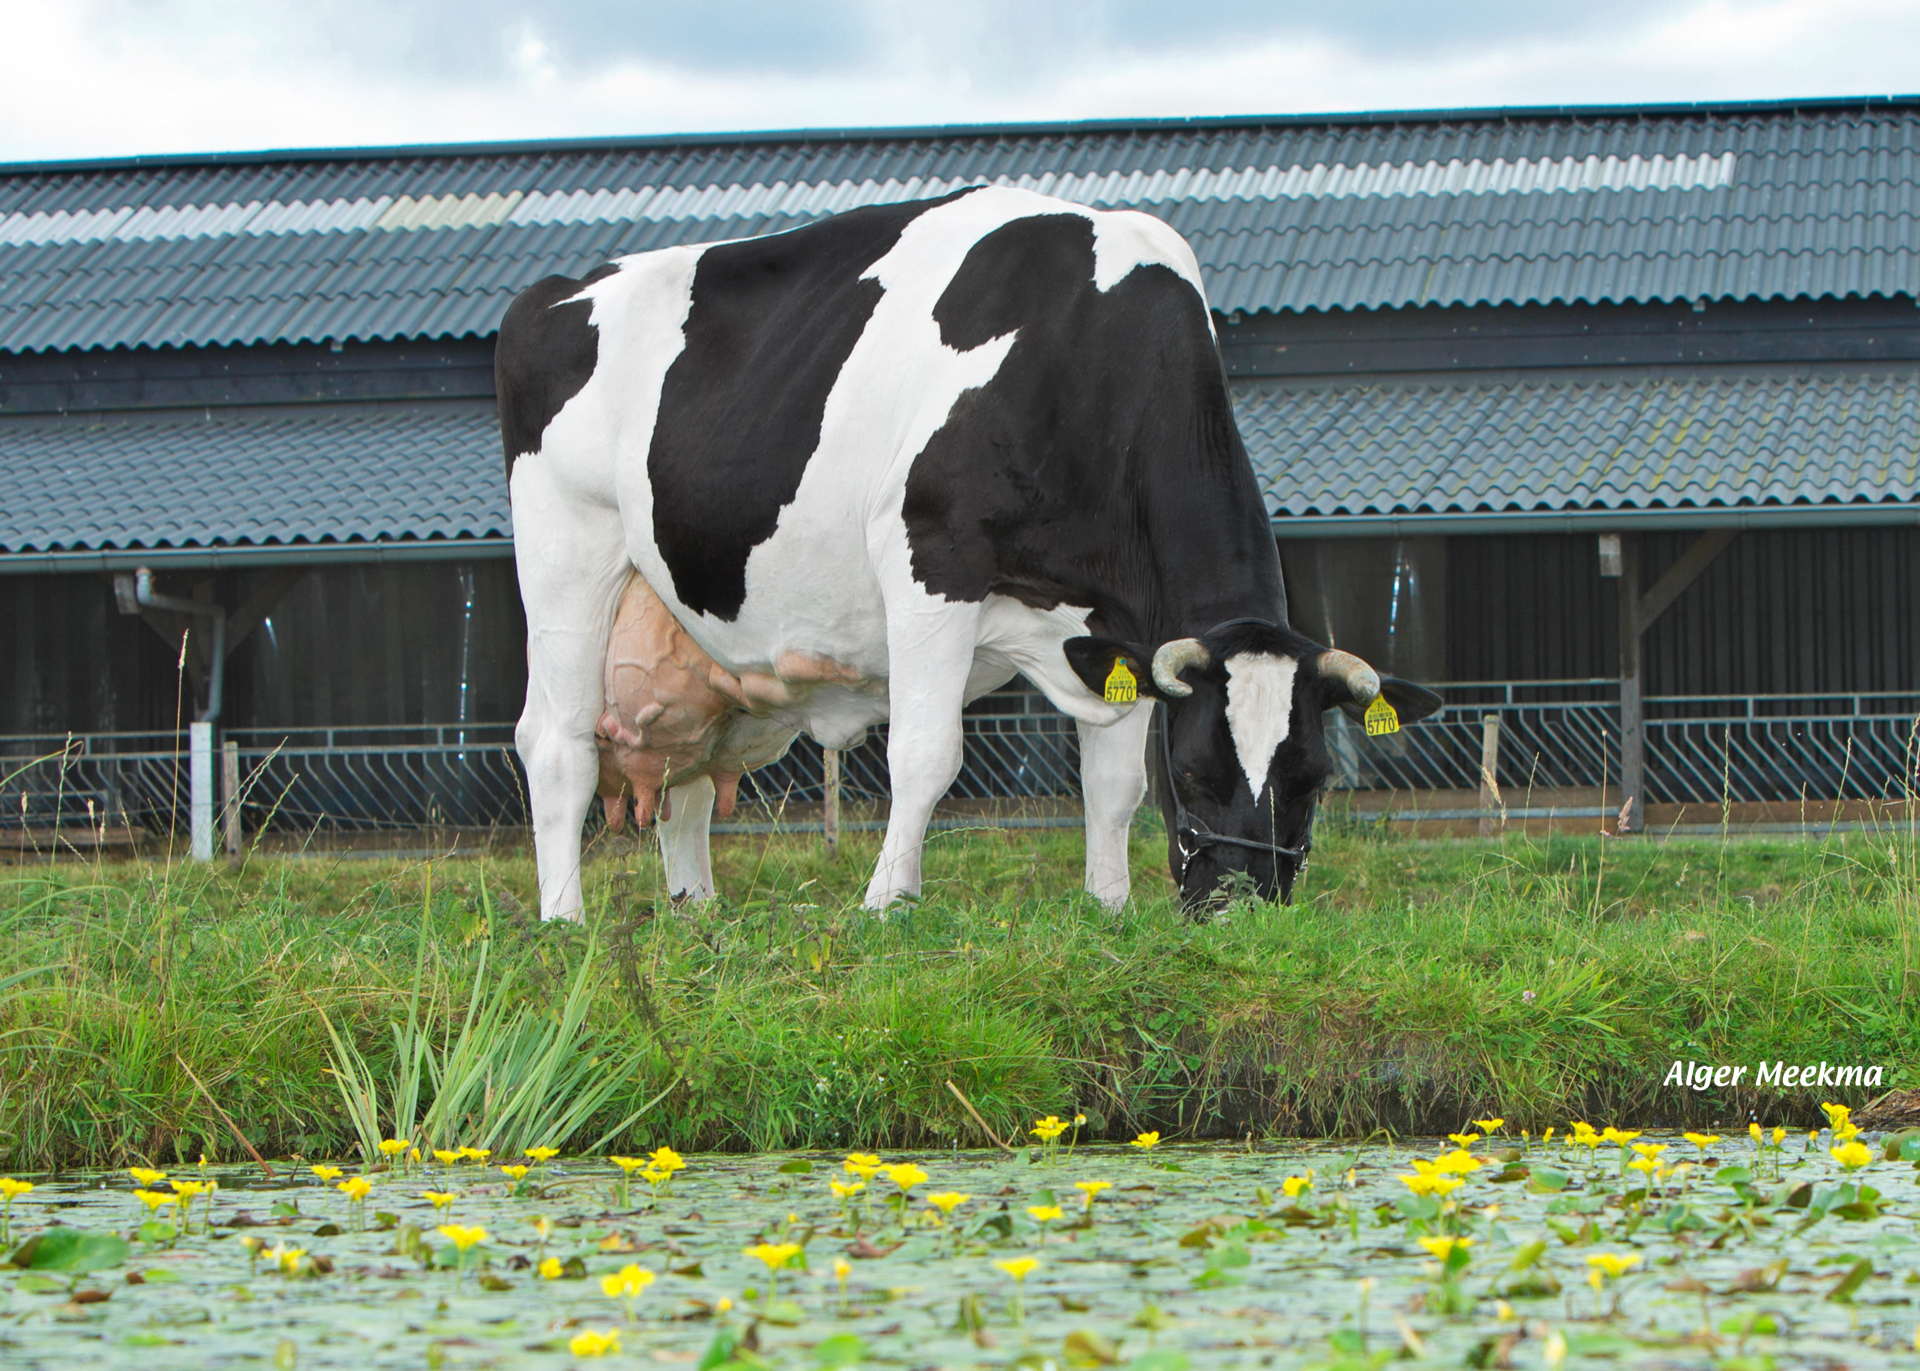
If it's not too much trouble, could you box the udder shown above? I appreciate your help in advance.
[595,574,855,831]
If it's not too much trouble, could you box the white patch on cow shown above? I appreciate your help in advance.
[1224,652,1299,799]
[1088,207,1210,307]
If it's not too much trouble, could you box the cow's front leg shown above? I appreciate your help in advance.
[1077,703,1153,908]
[865,612,981,911]
[657,774,717,903]
[511,468,629,923]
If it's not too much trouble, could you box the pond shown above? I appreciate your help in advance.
[1,1126,1915,1369]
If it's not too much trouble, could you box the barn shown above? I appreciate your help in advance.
[4,97,1917,848]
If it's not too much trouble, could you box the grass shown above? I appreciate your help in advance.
[0,813,1916,1172]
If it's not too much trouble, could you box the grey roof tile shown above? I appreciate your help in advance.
[1241,371,1920,519]
[0,405,505,552]
[3,106,1920,352]
[4,370,1911,556]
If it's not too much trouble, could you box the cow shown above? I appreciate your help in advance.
[496,185,1440,923]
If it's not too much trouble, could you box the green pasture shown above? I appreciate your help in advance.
[1,817,1916,1174]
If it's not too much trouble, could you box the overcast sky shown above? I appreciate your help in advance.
[3,0,1917,162]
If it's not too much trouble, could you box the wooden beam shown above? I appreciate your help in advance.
[223,566,308,657]
[1633,527,1739,634]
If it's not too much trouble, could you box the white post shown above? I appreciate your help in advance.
[190,721,214,862]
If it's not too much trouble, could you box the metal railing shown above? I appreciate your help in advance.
[1346,680,1920,804]
[5,682,1915,837]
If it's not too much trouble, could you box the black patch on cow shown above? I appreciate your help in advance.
[902,213,1283,643]
[495,263,619,473]
[648,192,971,620]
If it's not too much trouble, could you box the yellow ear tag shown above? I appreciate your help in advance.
[1103,660,1138,705]
[1364,695,1400,737]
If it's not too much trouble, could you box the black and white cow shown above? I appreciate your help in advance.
[497,186,1439,922]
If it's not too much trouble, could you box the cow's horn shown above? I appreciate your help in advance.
[1318,649,1381,702]
[1151,638,1211,697]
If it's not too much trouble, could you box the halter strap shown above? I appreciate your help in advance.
[1157,703,1310,886]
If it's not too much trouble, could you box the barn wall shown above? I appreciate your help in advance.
[232,561,526,729]
[1,573,181,734]
[1441,527,1920,694]
[0,560,528,737]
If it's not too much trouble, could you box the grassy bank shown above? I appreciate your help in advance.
[1,816,1916,1170]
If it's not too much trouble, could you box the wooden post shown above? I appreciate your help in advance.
[222,739,242,865]
[1478,713,1503,836]
[823,748,841,855]
[1618,534,1645,833]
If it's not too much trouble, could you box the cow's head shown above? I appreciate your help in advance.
[1067,620,1442,910]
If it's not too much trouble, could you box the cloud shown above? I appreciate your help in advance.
[2,0,1918,163]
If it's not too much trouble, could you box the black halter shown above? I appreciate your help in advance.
[1157,702,1310,886]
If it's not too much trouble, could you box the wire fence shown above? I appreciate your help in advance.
[4,681,1916,837]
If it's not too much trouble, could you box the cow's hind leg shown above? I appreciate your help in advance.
[657,774,717,902]
[865,610,982,911]
[1077,705,1153,908]
[511,468,630,923]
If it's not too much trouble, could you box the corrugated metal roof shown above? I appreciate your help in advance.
[4,369,1914,560]
[1241,371,1920,520]
[3,103,1919,353]
[0,404,505,553]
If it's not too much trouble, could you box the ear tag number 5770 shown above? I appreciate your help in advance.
[1104,661,1138,705]
[1364,696,1400,736]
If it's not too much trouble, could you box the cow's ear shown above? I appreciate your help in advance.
[1334,676,1445,726]
[1063,637,1165,703]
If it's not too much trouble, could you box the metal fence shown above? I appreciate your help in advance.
[1355,680,1920,803]
[4,681,1916,837]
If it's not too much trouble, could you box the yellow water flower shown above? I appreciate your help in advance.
[1131,1132,1161,1150]
[648,1146,685,1173]
[267,1244,305,1275]
[609,1155,645,1174]
[169,1178,208,1198]
[830,1179,865,1199]
[1073,1181,1111,1207]
[1418,1236,1473,1260]
[128,1166,167,1186]
[1750,1122,1764,1143]
[1030,1116,1069,1141]
[525,1146,560,1162]
[1447,1132,1482,1148]
[438,1223,487,1250]
[569,1328,622,1357]
[432,1149,463,1166]
[1587,1252,1641,1279]
[995,1256,1040,1282]
[843,1152,883,1179]
[1831,1140,1873,1171]
[500,1164,529,1182]
[133,1188,178,1212]
[379,1138,411,1157]
[884,1162,929,1192]
[1398,1173,1462,1198]
[310,1164,344,1182]
[423,1190,456,1210]
[1026,1204,1064,1224]
[1772,1126,1786,1144]
[744,1242,803,1272]
[1599,1127,1642,1146]
[1683,1132,1721,1153]
[1472,1118,1505,1134]
[459,1147,491,1163]
[1281,1174,1313,1199]
[1433,1150,1483,1175]
[1630,1143,1668,1160]
[539,1256,564,1279]
[927,1191,971,1215]
[337,1176,373,1202]
[600,1262,655,1298]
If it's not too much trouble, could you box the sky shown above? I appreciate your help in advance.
[2,0,1918,161]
